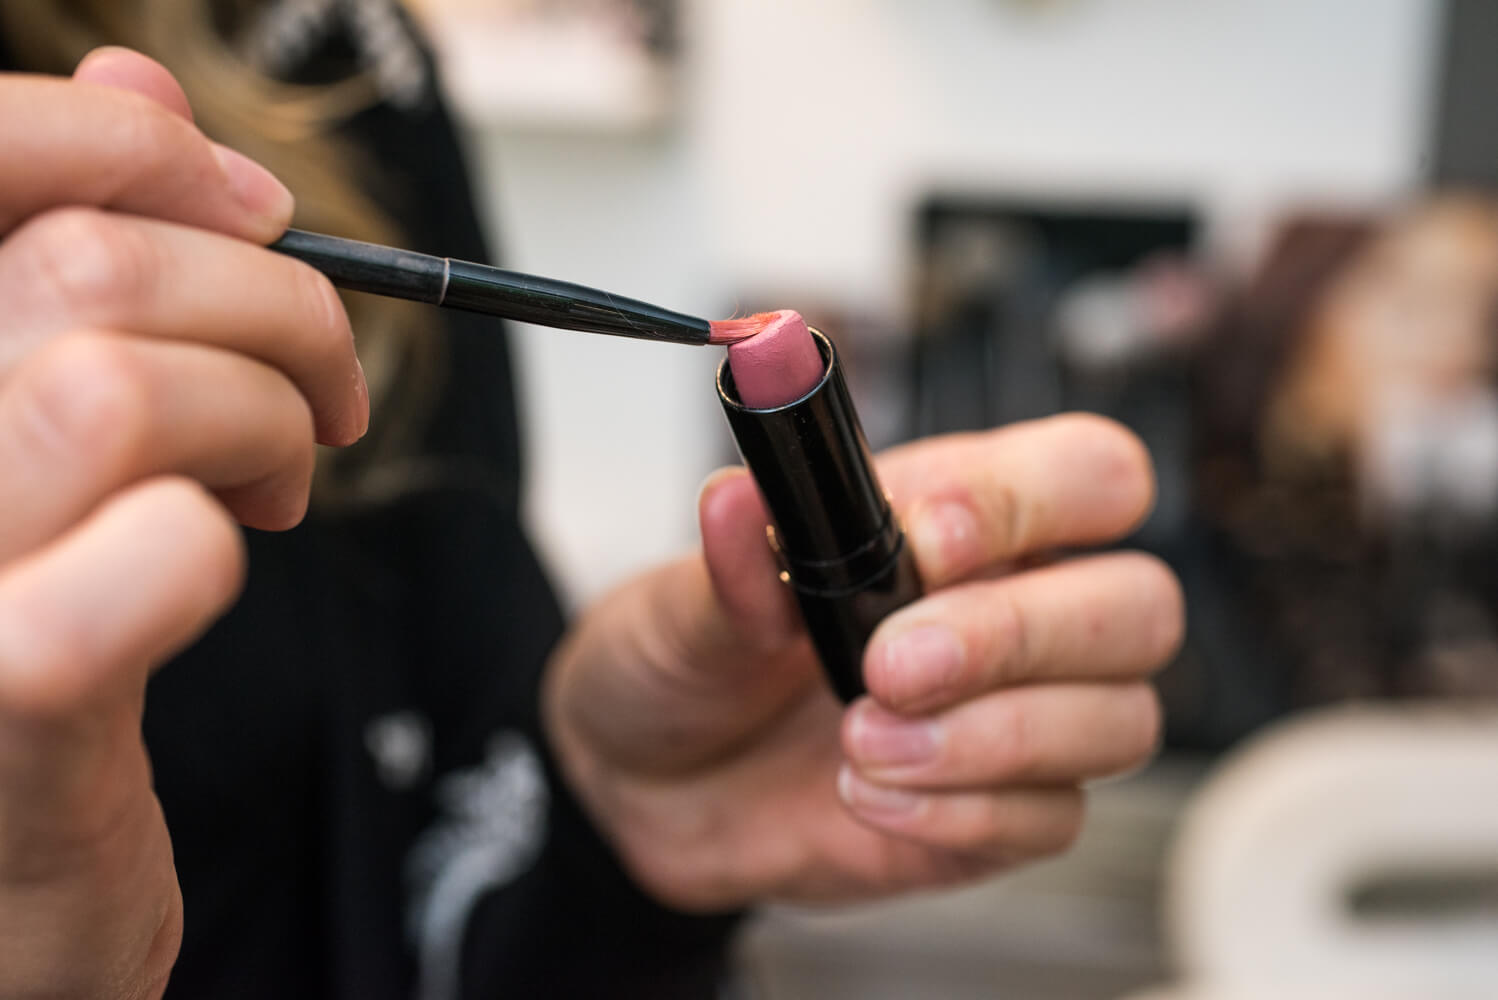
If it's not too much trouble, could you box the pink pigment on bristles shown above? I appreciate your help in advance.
[708,312,780,344]
[726,309,824,409]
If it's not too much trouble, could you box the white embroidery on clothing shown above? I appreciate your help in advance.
[405,731,548,1000]
[364,710,433,790]
[244,0,431,109]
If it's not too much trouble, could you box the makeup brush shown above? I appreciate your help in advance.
[270,228,765,346]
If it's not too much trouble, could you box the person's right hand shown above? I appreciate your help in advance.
[0,48,366,999]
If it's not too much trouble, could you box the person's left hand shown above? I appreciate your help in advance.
[543,413,1183,909]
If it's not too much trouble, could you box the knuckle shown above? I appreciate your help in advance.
[14,334,153,474]
[114,88,183,157]
[984,788,1086,861]
[926,847,1001,885]
[993,695,1036,779]
[21,207,156,317]
[984,478,1027,556]
[115,93,205,194]
[985,586,1030,686]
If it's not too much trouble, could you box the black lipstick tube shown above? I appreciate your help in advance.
[716,329,923,702]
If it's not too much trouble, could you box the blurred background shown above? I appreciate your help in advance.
[405,0,1498,996]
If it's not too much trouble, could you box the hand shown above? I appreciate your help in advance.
[545,414,1183,909]
[0,50,363,997]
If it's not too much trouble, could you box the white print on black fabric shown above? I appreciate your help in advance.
[244,0,431,109]
[405,732,548,1000]
[364,711,433,790]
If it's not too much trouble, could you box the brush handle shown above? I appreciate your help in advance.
[269,228,713,345]
[271,227,447,303]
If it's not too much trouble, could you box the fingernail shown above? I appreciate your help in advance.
[696,465,745,505]
[212,143,294,222]
[911,500,980,579]
[838,765,924,819]
[850,703,941,768]
[874,625,964,704]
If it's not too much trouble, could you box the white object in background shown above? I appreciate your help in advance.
[1360,387,1498,531]
[1126,704,1498,1000]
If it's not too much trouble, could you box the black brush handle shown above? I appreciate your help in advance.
[271,227,446,303]
[269,228,713,345]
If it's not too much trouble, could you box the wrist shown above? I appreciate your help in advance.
[0,731,180,1000]
[0,814,180,1000]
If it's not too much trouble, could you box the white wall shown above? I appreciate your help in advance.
[462,129,720,608]
[457,0,1440,608]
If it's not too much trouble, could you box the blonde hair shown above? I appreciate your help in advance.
[0,0,440,501]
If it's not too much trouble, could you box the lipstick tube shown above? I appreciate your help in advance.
[716,328,923,702]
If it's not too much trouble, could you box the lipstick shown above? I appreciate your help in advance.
[717,311,922,702]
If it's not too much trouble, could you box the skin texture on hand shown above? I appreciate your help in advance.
[0,49,363,998]
[544,413,1184,910]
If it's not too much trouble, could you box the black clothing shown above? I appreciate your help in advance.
[1,11,738,999]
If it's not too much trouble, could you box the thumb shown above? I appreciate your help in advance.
[73,47,195,122]
[605,466,812,713]
[545,470,816,777]
[697,467,803,656]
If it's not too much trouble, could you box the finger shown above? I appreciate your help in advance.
[0,208,367,444]
[0,476,244,718]
[0,72,290,241]
[838,767,1084,863]
[843,682,1161,789]
[864,552,1184,713]
[877,414,1155,587]
[0,332,316,561]
[698,466,802,651]
[699,415,1154,646]
[73,47,194,122]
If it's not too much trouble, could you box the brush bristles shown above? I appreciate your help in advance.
[708,312,780,344]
